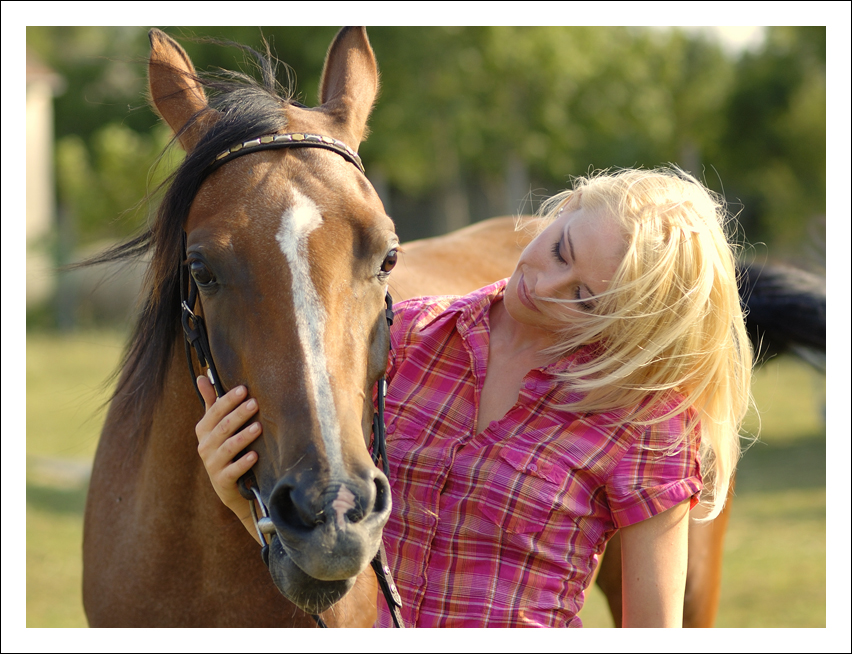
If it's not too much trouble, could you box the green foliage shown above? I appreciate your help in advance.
[716,27,826,255]
[56,122,183,243]
[27,26,825,251]
[26,27,158,141]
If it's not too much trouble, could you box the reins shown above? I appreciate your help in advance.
[180,132,404,628]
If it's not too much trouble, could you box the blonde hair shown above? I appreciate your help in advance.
[529,167,753,521]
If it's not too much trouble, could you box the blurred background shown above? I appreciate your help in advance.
[25,26,826,627]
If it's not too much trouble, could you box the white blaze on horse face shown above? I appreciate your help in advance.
[331,484,357,530]
[276,189,346,481]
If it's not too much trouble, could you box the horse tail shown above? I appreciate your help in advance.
[737,261,826,370]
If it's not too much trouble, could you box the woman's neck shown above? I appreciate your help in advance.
[489,298,560,367]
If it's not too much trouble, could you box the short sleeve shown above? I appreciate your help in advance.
[605,410,702,529]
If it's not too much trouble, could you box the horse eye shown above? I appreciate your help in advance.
[189,260,216,286]
[381,249,398,274]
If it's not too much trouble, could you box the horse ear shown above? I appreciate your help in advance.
[318,27,379,150]
[148,28,216,152]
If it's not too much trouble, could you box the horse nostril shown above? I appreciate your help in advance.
[269,483,316,533]
[268,467,392,537]
[372,471,391,517]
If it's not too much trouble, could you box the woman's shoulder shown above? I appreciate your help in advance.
[572,392,699,453]
[391,279,508,339]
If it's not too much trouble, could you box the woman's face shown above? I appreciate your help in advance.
[504,200,625,334]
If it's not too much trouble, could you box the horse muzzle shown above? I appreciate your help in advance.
[264,467,391,607]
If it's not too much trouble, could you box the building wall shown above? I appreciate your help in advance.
[26,64,59,308]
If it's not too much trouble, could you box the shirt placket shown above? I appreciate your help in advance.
[413,310,490,624]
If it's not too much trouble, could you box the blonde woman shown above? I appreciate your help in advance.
[196,167,753,627]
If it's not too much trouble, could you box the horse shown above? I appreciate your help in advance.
[83,27,393,627]
[83,27,826,628]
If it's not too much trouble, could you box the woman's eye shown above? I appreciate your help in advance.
[552,241,566,264]
[575,286,594,312]
[380,249,398,274]
[189,260,216,286]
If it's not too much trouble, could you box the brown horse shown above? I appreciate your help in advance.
[83,27,392,627]
[83,27,825,628]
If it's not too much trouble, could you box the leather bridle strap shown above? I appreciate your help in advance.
[180,131,404,628]
[369,292,405,629]
[207,132,365,178]
[181,231,226,402]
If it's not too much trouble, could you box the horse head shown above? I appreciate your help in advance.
[148,27,397,613]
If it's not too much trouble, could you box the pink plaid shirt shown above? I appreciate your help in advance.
[376,280,701,628]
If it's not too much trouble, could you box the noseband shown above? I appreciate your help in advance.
[180,131,404,628]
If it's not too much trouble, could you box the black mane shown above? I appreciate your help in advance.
[89,42,295,437]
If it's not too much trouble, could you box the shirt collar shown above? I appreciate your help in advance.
[416,278,597,380]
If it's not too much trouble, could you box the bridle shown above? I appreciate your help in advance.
[180,131,404,628]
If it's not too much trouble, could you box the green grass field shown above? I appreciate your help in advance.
[25,330,825,628]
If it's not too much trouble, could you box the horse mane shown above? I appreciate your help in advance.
[85,40,295,438]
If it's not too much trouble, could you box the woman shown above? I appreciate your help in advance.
[196,167,753,627]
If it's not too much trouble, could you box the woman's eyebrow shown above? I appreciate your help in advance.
[566,224,599,300]
[565,224,575,261]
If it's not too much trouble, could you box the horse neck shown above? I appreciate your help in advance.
[138,344,222,506]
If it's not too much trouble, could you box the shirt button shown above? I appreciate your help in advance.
[387,424,396,434]
[527,464,538,473]
[524,379,535,390]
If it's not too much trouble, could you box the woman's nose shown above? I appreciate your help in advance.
[534,273,565,300]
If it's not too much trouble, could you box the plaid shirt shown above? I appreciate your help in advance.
[376,280,701,628]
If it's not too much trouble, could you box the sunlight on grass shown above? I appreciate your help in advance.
[26,330,125,461]
[718,488,825,627]
[26,329,126,628]
[26,487,89,628]
[743,356,826,445]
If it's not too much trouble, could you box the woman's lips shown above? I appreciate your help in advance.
[518,275,540,312]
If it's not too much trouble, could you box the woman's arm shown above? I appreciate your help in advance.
[194,376,264,544]
[619,498,691,627]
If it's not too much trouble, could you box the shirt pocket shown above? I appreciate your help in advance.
[480,446,567,535]
[384,413,432,483]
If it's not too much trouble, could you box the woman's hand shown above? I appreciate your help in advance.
[195,376,263,543]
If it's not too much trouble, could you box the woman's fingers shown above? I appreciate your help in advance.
[216,420,263,462]
[197,375,217,411]
[195,384,257,446]
[193,380,265,521]
[219,440,259,485]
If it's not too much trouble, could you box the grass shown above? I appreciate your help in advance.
[25,332,826,628]
[25,330,125,461]
[26,329,125,628]
[26,486,90,628]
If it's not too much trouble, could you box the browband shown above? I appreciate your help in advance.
[206,132,366,177]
